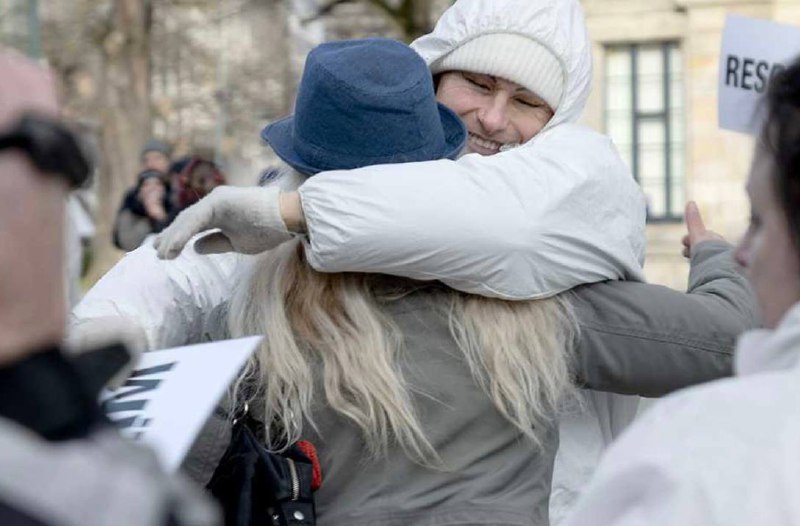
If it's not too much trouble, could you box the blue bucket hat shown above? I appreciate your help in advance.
[261,38,466,175]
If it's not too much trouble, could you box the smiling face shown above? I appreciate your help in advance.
[435,71,554,156]
[735,145,800,328]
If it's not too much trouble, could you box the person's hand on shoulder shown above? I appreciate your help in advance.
[154,185,297,258]
[682,201,726,258]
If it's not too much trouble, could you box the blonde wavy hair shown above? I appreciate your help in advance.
[229,239,578,465]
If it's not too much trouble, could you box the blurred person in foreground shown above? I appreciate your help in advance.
[563,56,800,526]
[0,49,218,526]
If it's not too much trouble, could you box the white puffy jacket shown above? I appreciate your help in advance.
[301,124,645,299]
[72,0,645,522]
[299,0,646,299]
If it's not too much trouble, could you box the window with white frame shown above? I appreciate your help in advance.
[605,42,685,222]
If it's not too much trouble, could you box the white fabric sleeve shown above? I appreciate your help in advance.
[562,376,800,526]
[549,392,640,526]
[70,237,243,351]
[563,457,698,525]
[561,396,710,526]
[299,123,646,300]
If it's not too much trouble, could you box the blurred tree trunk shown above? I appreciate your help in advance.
[89,0,153,281]
[372,0,434,41]
[314,0,436,41]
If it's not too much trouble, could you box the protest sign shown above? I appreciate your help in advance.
[100,336,262,471]
[719,14,800,134]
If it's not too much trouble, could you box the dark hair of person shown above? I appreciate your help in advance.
[763,56,800,254]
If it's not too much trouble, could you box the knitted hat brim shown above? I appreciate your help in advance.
[431,33,565,111]
[261,103,466,176]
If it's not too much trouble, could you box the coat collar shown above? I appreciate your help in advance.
[735,302,800,376]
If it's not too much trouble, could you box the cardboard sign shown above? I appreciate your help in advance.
[719,14,800,134]
[100,336,262,471]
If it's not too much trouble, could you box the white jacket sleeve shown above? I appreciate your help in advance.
[70,238,243,351]
[299,123,646,300]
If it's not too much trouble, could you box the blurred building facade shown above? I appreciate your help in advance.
[581,0,800,288]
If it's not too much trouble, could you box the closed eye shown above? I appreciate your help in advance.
[462,73,491,91]
[517,98,544,109]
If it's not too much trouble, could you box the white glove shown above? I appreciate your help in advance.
[154,185,293,259]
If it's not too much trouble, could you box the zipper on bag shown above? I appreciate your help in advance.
[287,457,300,501]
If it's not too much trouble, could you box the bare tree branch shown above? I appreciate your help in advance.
[299,0,356,24]
[364,0,400,21]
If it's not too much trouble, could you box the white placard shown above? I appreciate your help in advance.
[719,14,800,134]
[100,336,262,471]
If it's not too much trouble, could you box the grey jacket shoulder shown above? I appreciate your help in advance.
[571,240,759,397]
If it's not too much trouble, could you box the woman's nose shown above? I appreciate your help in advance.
[734,235,750,268]
[477,95,510,135]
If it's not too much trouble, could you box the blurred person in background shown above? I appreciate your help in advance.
[113,143,226,251]
[113,167,173,251]
[137,139,174,226]
[141,139,172,174]
[112,139,173,251]
[0,49,218,526]
[562,55,800,526]
[174,157,227,210]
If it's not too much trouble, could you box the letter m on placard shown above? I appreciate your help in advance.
[102,362,177,414]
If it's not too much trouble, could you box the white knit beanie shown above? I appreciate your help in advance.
[431,33,564,111]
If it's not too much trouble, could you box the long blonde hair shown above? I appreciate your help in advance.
[229,239,577,465]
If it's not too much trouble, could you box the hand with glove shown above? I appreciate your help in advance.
[154,185,304,259]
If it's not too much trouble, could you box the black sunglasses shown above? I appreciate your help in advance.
[0,113,92,189]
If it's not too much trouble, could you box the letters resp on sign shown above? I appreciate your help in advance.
[724,56,785,94]
[719,15,800,134]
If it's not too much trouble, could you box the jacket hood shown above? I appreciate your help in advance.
[411,0,592,131]
[735,301,800,376]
